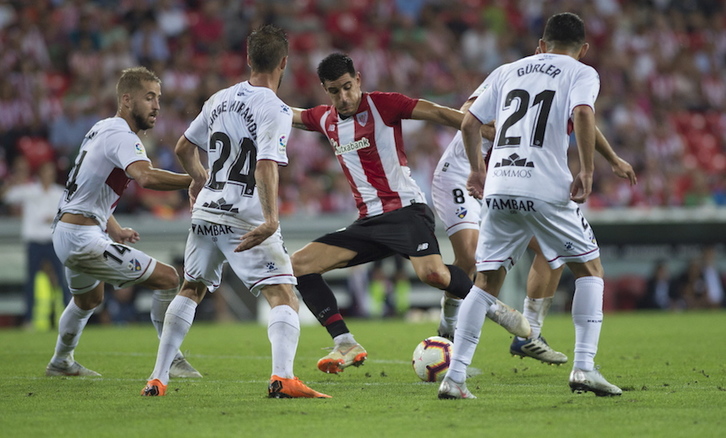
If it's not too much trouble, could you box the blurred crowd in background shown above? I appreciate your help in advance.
[1,0,726,220]
[1,0,724,328]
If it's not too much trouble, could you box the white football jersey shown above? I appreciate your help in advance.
[468,53,600,204]
[184,81,292,228]
[57,117,151,230]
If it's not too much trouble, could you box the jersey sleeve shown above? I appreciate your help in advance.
[257,100,293,166]
[110,131,151,171]
[569,65,600,114]
[467,67,502,124]
[301,106,330,134]
[369,92,418,123]
[184,100,211,151]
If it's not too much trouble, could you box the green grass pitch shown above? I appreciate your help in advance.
[1,310,724,437]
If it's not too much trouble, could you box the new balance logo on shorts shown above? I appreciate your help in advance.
[417,243,429,251]
[192,223,234,236]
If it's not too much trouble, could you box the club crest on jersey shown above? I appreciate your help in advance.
[455,206,467,219]
[134,143,145,156]
[127,259,142,272]
[356,111,369,126]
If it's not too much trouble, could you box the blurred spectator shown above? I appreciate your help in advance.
[130,15,170,65]
[673,258,710,310]
[637,259,682,311]
[700,245,725,307]
[0,0,724,219]
[0,160,70,328]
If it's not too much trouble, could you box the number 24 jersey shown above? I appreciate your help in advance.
[184,81,292,228]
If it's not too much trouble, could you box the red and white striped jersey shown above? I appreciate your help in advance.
[301,92,426,219]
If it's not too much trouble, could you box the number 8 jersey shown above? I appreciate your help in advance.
[184,81,292,228]
[468,53,599,204]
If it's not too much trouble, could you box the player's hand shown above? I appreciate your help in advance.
[112,227,140,244]
[611,157,637,186]
[188,178,206,209]
[466,167,487,200]
[234,222,277,252]
[570,172,593,203]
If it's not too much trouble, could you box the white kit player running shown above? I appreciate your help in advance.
[46,67,201,378]
[432,84,636,365]
[438,12,622,399]
[142,25,330,398]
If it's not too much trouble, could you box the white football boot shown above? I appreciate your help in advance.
[569,367,622,396]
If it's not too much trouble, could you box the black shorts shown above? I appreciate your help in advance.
[314,203,441,267]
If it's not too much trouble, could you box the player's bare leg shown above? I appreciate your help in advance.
[46,283,104,377]
[510,238,568,365]
[292,242,367,373]
[566,258,620,396]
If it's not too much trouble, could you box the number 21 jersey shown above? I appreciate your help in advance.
[184,81,292,228]
[469,53,599,204]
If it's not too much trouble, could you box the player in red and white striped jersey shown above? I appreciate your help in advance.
[289,53,531,374]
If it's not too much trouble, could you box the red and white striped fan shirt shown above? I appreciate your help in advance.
[302,92,427,219]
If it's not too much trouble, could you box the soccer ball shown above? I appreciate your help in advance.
[412,336,453,382]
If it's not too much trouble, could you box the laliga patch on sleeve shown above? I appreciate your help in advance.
[278,134,288,153]
[134,142,146,156]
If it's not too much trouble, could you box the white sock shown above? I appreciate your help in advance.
[572,277,604,371]
[438,295,462,336]
[333,332,356,346]
[268,305,300,379]
[520,296,553,340]
[446,286,496,383]
[151,295,197,385]
[51,300,95,367]
[151,289,184,361]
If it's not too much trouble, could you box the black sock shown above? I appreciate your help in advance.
[446,265,474,299]
[296,273,349,339]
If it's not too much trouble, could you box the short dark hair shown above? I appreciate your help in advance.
[116,66,160,97]
[317,53,356,84]
[542,12,585,50]
[247,25,288,73]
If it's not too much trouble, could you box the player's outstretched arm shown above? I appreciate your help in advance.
[126,160,192,191]
[235,159,280,252]
[291,107,312,131]
[175,135,209,206]
[410,99,464,130]
[595,127,637,185]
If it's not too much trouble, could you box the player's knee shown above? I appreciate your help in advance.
[263,285,299,311]
[569,259,604,279]
[150,264,181,290]
[419,268,448,289]
[290,250,313,276]
[74,289,104,310]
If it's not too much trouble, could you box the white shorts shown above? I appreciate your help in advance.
[52,222,156,294]
[431,149,482,236]
[183,219,296,296]
[476,196,600,272]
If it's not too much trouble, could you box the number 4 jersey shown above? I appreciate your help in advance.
[57,117,151,231]
[468,53,600,204]
[184,81,292,228]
